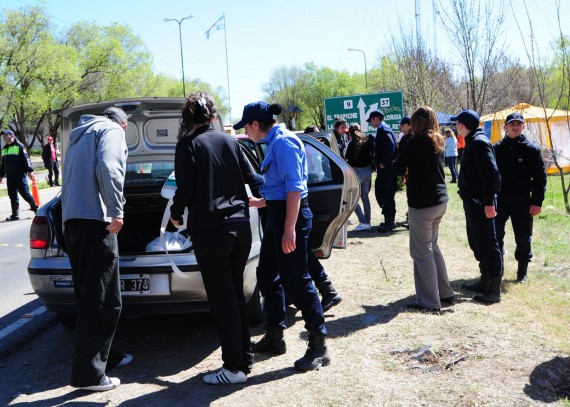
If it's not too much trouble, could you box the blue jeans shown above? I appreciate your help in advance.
[257,200,326,335]
[446,156,457,182]
[353,166,372,224]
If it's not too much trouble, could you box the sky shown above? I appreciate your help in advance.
[2,0,569,124]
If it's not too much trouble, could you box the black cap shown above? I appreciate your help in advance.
[366,110,384,123]
[450,109,480,130]
[400,116,411,125]
[505,112,524,124]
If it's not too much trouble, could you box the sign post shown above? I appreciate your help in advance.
[324,91,404,135]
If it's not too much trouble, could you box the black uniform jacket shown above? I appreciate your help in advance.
[0,140,33,177]
[171,125,255,234]
[493,134,546,206]
[457,128,501,206]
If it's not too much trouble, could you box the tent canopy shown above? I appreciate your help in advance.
[480,103,570,173]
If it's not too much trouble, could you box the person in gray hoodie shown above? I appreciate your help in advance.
[61,107,129,392]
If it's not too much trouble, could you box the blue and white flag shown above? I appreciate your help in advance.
[205,14,225,39]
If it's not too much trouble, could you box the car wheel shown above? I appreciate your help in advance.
[56,312,76,328]
[247,286,265,325]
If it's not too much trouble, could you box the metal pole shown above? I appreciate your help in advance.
[348,48,367,92]
[223,14,231,122]
[164,15,194,98]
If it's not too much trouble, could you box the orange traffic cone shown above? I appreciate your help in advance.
[31,176,41,206]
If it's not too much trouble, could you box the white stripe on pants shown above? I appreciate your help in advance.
[408,202,455,309]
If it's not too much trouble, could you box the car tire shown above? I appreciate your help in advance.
[56,312,76,328]
[247,286,265,325]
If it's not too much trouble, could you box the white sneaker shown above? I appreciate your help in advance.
[203,367,247,385]
[352,223,371,232]
[76,376,120,392]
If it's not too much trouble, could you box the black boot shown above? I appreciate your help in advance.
[317,279,342,312]
[376,215,396,233]
[461,274,491,293]
[473,277,502,304]
[251,326,286,355]
[6,203,19,221]
[294,332,330,372]
[516,261,528,283]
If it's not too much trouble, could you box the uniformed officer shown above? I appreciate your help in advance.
[0,129,38,221]
[493,112,546,283]
[452,109,503,304]
[235,101,330,372]
[368,110,398,232]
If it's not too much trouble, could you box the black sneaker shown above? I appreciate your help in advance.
[5,215,19,222]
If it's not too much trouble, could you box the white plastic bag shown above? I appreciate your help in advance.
[145,231,191,252]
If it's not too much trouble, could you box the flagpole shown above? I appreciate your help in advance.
[223,13,231,123]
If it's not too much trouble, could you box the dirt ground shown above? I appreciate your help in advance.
[1,187,569,406]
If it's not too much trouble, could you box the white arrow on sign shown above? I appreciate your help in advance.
[358,98,378,133]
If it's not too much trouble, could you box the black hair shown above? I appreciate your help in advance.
[179,91,218,139]
[304,125,320,134]
[334,118,347,130]
[256,103,282,133]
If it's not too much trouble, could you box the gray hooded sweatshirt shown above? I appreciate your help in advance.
[61,115,128,224]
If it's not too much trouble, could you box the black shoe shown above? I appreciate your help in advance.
[31,206,38,213]
[376,223,396,233]
[5,215,19,221]
[516,274,528,283]
[461,275,491,293]
[54,182,60,186]
[294,333,330,372]
[473,277,502,305]
[252,326,286,355]
[406,303,440,314]
[321,293,342,312]
[440,296,456,306]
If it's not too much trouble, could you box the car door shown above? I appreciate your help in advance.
[252,133,360,259]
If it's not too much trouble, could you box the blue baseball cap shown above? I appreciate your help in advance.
[1,129,14,136]
[505,112,524,124]
[450,109,480,130]
[366,110,384,123]
[234,101,275,130]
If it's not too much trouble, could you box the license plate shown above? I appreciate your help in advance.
[120,274,150,295]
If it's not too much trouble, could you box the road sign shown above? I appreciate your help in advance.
[324,91,404,134]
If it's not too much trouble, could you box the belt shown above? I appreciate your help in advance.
[265,197,308,209]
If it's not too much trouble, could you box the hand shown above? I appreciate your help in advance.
[106,218,124,234]
[28,172,34,180]
[169,215,181,227]
[484,205,497,219]
[0,177,3,184]
[249,196,266,208]
[281,229,296,254]
[529,205,542,217]
[379,163,385,169]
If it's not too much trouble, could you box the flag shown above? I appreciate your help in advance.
[205,14,225,39]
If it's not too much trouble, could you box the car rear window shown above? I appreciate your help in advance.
[124,161,174,189]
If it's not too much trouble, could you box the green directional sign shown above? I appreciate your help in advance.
[324,91,404,135]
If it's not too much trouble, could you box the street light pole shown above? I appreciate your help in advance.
[348,48,367,92]
[164,15,194,97]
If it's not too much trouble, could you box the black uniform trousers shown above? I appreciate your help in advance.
[463,198,503,278]
[64,219,122,387]
[495,194,533,262]
[257,200,326,336]
[47,160,60,185]
[6,172,37,214]
[374,166,397,220]
[192,220,253,373]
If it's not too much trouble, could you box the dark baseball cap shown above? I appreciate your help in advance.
[400,116,411,125]
[450,109,480,130]
[366,110,384,123]
[505,112,524,124]
[234,101,274,130]
[1,129,14,136]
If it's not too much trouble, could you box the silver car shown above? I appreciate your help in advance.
[28,98,360,326]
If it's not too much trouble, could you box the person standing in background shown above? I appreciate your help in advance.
[332,118,348,158]
[444,128,458,183]
[393,107,455,312]
[493,112,546,283]
[42,136,60,187]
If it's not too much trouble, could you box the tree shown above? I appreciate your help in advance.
[437,0,508,114]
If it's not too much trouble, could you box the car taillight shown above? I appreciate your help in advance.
[30,216,51,249]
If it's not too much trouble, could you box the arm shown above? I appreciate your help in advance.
[529,144,547,211]
[282,191,301,254]
[474,140,501,206]
[170,140,196,223]
[96,126,127,220]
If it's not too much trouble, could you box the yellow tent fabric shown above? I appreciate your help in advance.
[480,103,570,173]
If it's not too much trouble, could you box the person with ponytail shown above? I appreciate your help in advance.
[170,91,256,385]
[393,106,455,313]
[234,101,330,372]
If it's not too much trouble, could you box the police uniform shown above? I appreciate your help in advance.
[257,123,326,337]
[373,121,398,228]
[0,132,38,220]
[494,121,546,281]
